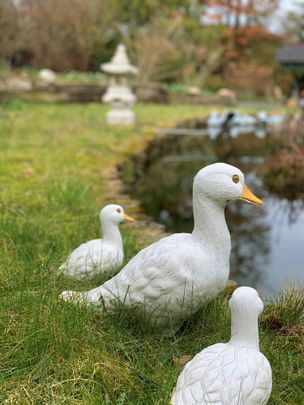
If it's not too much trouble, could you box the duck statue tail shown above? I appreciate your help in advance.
[59,289,104,307]
[58,262,68,274]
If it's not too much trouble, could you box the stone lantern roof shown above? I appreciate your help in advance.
[101,44,138,75]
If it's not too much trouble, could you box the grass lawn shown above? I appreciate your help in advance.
[0,100,303,404]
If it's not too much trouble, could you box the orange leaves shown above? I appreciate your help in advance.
[225,27,281,49]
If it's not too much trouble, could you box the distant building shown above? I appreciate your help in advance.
[277,44,304,96]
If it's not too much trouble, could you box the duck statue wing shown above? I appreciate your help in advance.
[60,239,122,278]
[85,232,217,324]
[173,344,272,405]
[100,233,195,301]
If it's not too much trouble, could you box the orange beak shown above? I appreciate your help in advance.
[124,213,135,222]
[241,185,263,205]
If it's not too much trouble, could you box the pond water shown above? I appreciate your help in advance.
[122,127,304,297]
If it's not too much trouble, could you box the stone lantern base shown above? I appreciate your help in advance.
[106,106,135,125]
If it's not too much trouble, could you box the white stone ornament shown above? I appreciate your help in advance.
[60,163,263,332]
[38,68,57,84]
[101,44,138,125]
[171,287,272,405]
[59,204,134,279]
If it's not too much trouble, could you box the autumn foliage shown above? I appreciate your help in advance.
[224,26,281,55]
[0,0,287,97]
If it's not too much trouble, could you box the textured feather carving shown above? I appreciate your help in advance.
[88,233,229,328]
[174,345,271,405]
[60,239,123,279]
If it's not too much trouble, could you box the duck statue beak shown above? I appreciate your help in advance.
[241,185,263,205]
[124,213,135,222]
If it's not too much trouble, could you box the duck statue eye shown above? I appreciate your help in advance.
[232,175,239,184]
[116,208,122,213]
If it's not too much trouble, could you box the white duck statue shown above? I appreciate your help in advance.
[207,111,222,127]
[171,286,272,405]
[59,204,134,279]
[60,163,262,332]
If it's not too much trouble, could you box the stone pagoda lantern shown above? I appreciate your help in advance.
[101,44,138,125]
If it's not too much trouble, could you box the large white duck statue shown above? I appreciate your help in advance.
[171,286,272,405]
[60,163,262,332]
[59,204,134,279]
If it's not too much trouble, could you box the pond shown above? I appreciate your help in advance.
[121,123,304,297]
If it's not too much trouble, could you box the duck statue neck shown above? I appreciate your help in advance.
[101,213,123,249]
[229,287,262,349]
[192,193,230,249]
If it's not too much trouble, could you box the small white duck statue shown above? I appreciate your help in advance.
[60,163,262,332]
[171,287,272,405]
[59,204,134,279]
[207,111,222,127]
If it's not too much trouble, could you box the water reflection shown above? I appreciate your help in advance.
[207,110,285,140]
[123,133,304,296]
[228,199,270,289]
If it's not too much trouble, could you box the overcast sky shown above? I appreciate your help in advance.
[272,0,304,32]
[203,0,304,32]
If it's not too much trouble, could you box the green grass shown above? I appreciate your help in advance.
[0,101,303,404]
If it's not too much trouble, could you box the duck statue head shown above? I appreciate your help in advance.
[229,286,264,348]
[193,162,262,208]
[99,204,135,227]
[99,204,135,249]
[192,163,262,246]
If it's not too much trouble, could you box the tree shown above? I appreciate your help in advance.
[108,0,195,28]
[133,15,225,86]
[0,1,20,63]
[203,0,279,28]
[9,0,205,71]
[17,0,115,71]
[283,1,304,42]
